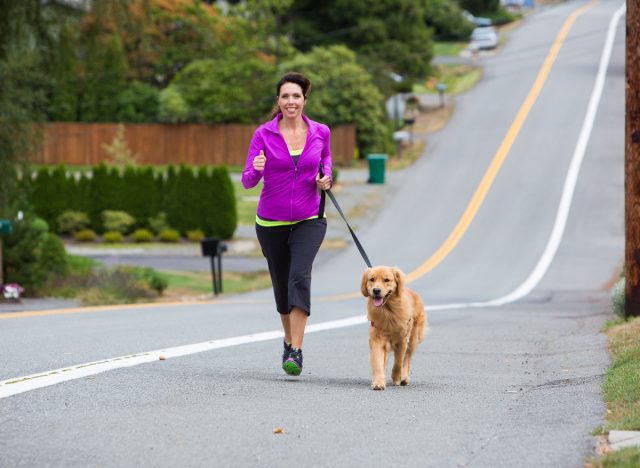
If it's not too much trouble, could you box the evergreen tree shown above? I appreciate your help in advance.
[80,31,128,122]
[210,166,237,239]
[31,167,53,224]
[195,166,214,235]
[459,0,500,15]
[49,21,79,121]
[107,165,126,211]
[0,0,48,216]
[30,165,71,227]
[164,165,183,232]
[174,165,198,233]
[48,165,71,226]
[120,166,158,228]
[87,164,110,231]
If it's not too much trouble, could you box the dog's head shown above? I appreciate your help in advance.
[360,266,405,307]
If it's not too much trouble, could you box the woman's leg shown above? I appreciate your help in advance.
[280,314,291,344]
[287,219,327,348]
[256,224,291,321]
[289,307,308,349]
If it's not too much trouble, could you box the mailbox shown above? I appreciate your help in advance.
[0,219,12,236]
[201,237,227,295]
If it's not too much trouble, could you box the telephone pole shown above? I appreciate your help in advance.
[625,0,640,318]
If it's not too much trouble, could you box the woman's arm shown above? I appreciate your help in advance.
[320,126,333,188]
[242,130,265,189]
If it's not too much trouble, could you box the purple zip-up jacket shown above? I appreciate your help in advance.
[242,113,333,222]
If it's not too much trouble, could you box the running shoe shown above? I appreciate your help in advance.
[282,340,292,365]
[282,348,303,376]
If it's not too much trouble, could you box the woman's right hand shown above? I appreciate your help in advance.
[253,150,266,171]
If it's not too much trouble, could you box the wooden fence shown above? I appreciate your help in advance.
[36,122,356,166]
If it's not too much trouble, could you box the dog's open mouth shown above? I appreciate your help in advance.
[372,292,391,307]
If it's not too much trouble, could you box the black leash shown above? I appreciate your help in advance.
[319,165,372,268]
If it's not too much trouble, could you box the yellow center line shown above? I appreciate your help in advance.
[1,1,597,319]
[0,298,270,320]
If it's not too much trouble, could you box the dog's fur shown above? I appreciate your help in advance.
[361,266,427,390]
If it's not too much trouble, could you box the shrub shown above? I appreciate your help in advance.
[159,228,180,243]
[148,212,169,235]
[102,210,135,234]
[74,267,157,305]
[187,229,204,242]
[74,229,97,242]
[611,277,625,318]
[36,233,70,280]
[139,268,168,295]
[116,81,160,123]
[56,210,90,235]
[2,214,50,293]
[103,231,124,243]
[131,228,153,243]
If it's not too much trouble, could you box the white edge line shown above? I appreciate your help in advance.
[0,316,368,399]
[0,4,625,400]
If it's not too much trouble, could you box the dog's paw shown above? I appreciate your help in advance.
[371,382,386,391]
[400,378,410,386]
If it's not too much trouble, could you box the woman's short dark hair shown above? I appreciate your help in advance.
[276,72,311,98]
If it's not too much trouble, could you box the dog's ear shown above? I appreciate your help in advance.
[393,267,405,296]
[361,268,370,297]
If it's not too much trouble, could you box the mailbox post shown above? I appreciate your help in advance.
[437,83,448,108]
[201,237,227,295]
[0,219,13,287]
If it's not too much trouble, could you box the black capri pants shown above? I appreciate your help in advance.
[256,218,327,316]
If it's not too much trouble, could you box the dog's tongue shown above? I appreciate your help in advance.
[373,297,384,307]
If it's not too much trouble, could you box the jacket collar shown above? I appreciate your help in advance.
[264,113,318,136]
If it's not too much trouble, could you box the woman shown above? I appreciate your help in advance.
[242,72,332,376]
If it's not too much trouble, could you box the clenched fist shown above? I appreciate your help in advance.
[316,173,331,191]
[253,150,266,171]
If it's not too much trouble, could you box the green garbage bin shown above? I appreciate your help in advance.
[367,154,388,184]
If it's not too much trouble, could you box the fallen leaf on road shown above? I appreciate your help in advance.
[273,427,285,434]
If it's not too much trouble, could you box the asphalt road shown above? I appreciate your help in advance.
[0,1,626,466]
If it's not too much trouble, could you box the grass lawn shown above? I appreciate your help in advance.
[433,41,467,57]
[413,64,483,95]
[234,180,262,226]
[158,269,271,299]
[588,317,640,467]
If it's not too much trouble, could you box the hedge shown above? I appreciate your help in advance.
[29,164,237,239]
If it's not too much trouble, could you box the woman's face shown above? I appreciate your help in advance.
[278,82,305,119]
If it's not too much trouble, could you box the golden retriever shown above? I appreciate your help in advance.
[361,266,427,390]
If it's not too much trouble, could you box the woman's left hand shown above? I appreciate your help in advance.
[316,174,331,191]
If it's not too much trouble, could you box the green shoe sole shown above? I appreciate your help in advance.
[282,360,301,376]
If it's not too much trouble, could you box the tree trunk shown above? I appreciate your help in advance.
[626,0,640,318]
